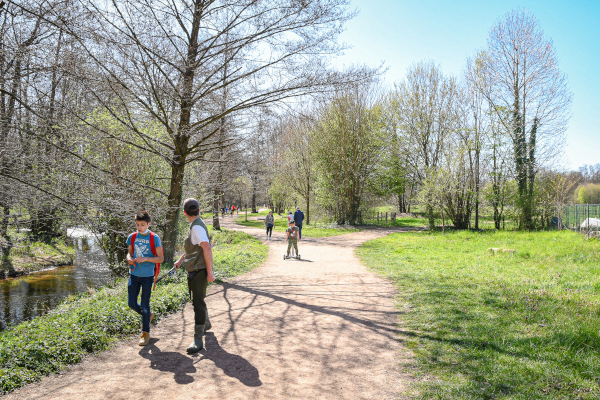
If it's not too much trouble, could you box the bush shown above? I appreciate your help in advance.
[575,183,600,204]
[0,229,266,393]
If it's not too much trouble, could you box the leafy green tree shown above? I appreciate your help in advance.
[313,84,386,225]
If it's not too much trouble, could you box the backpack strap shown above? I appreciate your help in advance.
[149,231,156,256]
[149,231,161,290]
[130,232,138,271]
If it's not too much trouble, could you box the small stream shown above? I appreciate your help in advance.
[0,228,113,332]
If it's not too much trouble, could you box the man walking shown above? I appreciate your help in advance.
[174,198,215,353]
[294,206,305,240]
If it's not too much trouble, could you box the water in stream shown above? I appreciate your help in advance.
[0,228,113,331]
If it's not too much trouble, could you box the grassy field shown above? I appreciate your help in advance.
[356,230,600,399]
[361,216,433,228]
[235,213,362,237]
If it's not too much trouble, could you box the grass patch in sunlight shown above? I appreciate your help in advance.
[357,230,600,400]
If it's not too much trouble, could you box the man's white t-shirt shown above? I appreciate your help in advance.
[190,222,210,246]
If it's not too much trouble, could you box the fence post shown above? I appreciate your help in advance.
[245,204,248,221]
[377,212,379,223]
[386,212,388,223]
[588,203,590,236]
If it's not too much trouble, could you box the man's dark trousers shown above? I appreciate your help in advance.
[188,269,208,325]
[296,223,302,239]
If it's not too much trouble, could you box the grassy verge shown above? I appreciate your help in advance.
[361,216,432,228]
[356,230,600,399]
[235,214,362,237]
[1,238,75,278]
[0,229,267,393]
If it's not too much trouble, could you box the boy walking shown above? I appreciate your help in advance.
[286,220,300,257]
[174,198,215,353]
[126,211,164,346]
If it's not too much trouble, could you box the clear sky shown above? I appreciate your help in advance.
[331,0,600,171]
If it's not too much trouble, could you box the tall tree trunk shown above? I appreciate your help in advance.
[162,0,202,263]
[527,118,538,226]
[474,150,480,230]
[306,180,310,225]
[163,157,186,263]
[251,176,257,213]
[427,203,435,230]
[0,206,11,258]
[513,80,533,230]
[212,188,221,230]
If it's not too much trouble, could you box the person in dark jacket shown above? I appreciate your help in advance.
[294,206,305,239]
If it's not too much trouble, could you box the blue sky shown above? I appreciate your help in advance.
[331,0,599,170]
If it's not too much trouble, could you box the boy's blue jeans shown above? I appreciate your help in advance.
[128,275,153,332]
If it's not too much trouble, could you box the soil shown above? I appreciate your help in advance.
[5,218,417,400]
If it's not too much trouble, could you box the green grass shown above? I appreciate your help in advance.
[362,216,432,228]
[0,229,267,393]
[235,214,362,237]
[356,230,600,400]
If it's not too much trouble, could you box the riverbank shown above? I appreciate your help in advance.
[0,229,267,394]
[0,238,75,279]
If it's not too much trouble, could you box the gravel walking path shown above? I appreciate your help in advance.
[5,219,415,400]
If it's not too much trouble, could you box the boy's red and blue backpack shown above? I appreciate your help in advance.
[129,231,161,290]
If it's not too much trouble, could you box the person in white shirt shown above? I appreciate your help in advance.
[174,198,214,353]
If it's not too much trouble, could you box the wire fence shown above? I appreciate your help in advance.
[562,204,600,235]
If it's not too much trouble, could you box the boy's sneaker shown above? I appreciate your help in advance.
[139,332,150,346]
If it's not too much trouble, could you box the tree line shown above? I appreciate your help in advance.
[0,4,582,271]
[269,9,575,231]
[0,0,374,268]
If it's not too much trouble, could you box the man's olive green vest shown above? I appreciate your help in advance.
[183,218,209,272]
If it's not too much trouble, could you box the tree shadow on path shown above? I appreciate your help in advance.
[194,332,262,387]
[139,339,196,384]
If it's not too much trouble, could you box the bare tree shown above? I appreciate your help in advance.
[393,61,460,229]
[11,0,373,260]
[273,110,315,224]
[477,9,572,229]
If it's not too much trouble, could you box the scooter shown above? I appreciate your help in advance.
[283,245,300,260]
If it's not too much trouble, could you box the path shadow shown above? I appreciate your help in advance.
[220,282,402,341]
[195,332,262,387]
[139,339,196,384]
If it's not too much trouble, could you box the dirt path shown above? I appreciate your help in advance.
[6,220,414,400]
